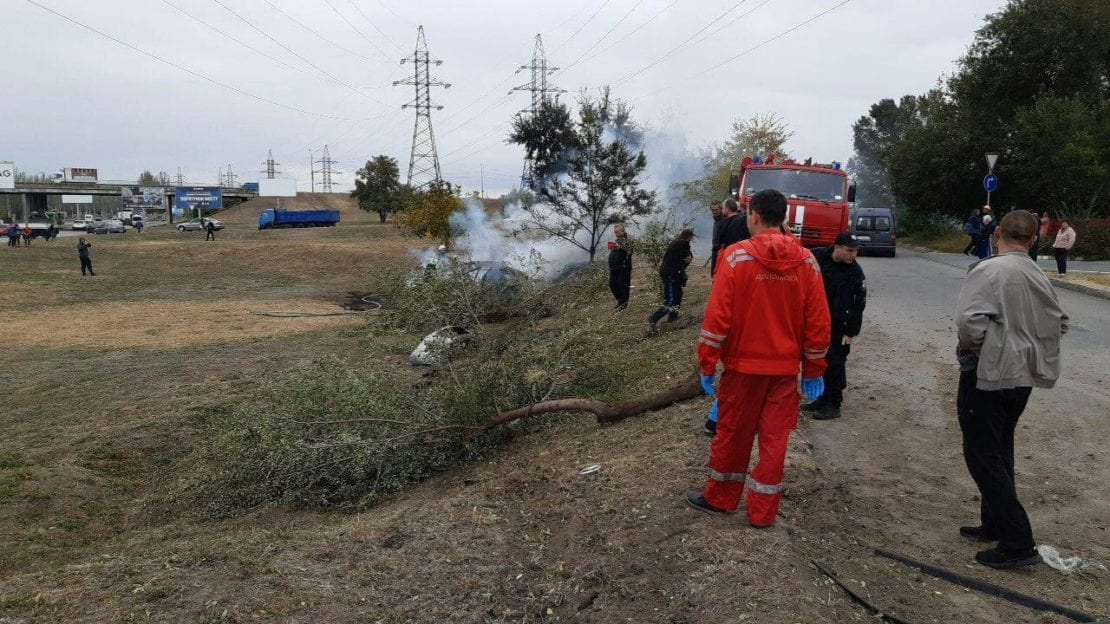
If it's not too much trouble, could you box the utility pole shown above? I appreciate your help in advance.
[510,34,564,190]
[309,149,315,193]
[480,163,485,198]
[218,167,223,188]
[394,25,450,190]
[314,145,339,193]
[175,167,184,186]
[262,149,280,179]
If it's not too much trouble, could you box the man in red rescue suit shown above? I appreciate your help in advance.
[686,189,831,527]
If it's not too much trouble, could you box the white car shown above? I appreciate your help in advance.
[71,221,88,231]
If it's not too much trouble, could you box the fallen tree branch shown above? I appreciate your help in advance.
[489,372,703,428]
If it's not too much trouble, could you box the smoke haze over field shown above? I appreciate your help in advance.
[2,1,1006,196]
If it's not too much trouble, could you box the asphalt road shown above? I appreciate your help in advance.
[801,246,1109,620]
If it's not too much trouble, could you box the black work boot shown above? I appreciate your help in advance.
[812,405,841,420]
[685,489,732,515]
[960,525,999,542]
[800,398,826,414]
[703,418,717,437]
[975,546,1041,569]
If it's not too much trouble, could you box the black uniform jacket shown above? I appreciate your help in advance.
[717,214,751,251]
[812,246,866,337]
[659,238,692,278]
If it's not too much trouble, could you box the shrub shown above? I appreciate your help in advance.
[1069,218,1110,261]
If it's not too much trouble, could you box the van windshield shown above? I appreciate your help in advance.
[743,169,846,202]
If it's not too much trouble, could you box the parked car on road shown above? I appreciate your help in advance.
[91,219,127,234]
[71,220,88,231]
[849,207,897,257]
[176,218,224,232]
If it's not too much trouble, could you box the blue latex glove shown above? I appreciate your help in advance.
[700,374,716,397]
[708,399,719,423]
[802,377,825,402]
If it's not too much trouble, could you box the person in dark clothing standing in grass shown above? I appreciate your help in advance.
[802,233,866,420]
[648,229,694,335]
[716,198,752,261]
[607,224,633,310]
[77,237,95,276]
[205,219,217,241]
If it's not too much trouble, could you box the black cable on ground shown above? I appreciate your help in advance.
[811,560,914,624]
[874,548,1097,623]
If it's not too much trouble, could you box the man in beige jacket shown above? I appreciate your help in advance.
[955,210,1068,569]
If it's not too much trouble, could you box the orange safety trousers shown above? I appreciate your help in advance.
[704,371,799,527]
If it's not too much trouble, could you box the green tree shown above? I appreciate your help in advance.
[394,180,463,247]
[850,93,941,206]
[1011,97,1109,217]
[680,113,793,207]
[510,89,658,261]
[509,99,580,189]
[351,155,404,223]
[137,170,158,186]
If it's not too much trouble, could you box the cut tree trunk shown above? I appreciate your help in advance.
[488,373,703,428]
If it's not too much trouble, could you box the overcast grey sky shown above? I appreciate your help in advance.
[2,0,1005,195]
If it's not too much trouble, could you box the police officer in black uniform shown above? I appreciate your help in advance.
[803,232,866,420]
[715,198,751,266]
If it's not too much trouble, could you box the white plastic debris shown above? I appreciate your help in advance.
[578,464,601,476]
[409,326,476,366]
[1037,544,1093,574]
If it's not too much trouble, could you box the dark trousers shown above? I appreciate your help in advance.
[822,333,851,407]
[608,265,631,306]
[7,236,16,247]
[80,257,94,275]
[1029,236,1040,261]
[1054,248,1068,275]
[205,230,215,241]
[649,275,683,324]
[957,369,1034,552]
[963,235,976,255]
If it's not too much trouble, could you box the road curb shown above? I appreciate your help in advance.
[903,245,1110,301]
[1048,277,1110,301]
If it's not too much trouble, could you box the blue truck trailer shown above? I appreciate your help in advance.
[258,208,341,229]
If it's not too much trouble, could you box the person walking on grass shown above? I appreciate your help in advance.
[205,219,216,241]
[686,189,830,527]
[77,237,95,276]
[963,208,982,256]
[647,229,693,335]
[1052,220,1075,276]
[21,225,32,247]
[956,210,1067,569]
[6,222,18,247]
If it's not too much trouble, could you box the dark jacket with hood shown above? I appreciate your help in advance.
[811,246,866,337]
[659,237,692,278]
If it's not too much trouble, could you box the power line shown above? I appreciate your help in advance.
[260,0,388,64]
[610,0,752,87]
[509,34,565,189]
[345,0,403,51]
[21,0,372,121]
[635,0,856,99]
[560,0,680,72]
[319,0,394,62]
[211,0,391,107]
[159,0,305,76]
[561,0,648,72]
[551,0,614,55]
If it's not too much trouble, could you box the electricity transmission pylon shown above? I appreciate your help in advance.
[315,145,339,193]
[262,149,280,179]
[393,25,450,190]
[510,34,564,190]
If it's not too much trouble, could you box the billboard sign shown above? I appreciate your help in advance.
[175,186,223,213]
[259,178,297,197]
[0,162,13,190]
[63,167,98,183]
[121,186,165,209]
[62,195,93,204]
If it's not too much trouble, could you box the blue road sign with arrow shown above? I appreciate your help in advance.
[983,173,999,193]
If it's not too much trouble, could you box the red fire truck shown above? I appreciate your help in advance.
[729,154,855,248]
